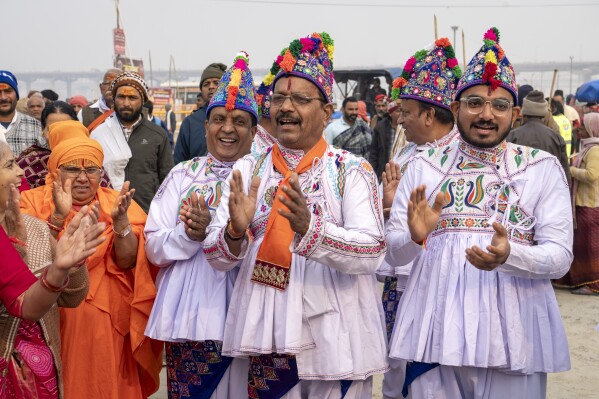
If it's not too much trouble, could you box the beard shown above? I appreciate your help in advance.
[457,117,511,149]
[115,105,143,124]
[0,98,16,117]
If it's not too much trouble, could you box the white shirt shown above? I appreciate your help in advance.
[386,137,572,374]
[204,145,389,379]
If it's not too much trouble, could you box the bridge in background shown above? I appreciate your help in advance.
[14,61,599,100]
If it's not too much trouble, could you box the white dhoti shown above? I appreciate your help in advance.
[283,378,373,399]
[406,365,546,399]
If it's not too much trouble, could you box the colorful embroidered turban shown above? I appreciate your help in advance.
[256,46,289,119]
[455,27,517,103]
[110,71,150,103]
[392,37,462,110]
[207,51,259,122]
[272,32,335,103]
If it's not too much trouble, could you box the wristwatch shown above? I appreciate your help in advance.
[113,224,132,238]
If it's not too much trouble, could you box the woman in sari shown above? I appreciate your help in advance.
[20,135,162,398]
[0,140,105,398]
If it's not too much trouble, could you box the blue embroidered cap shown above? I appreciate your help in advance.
[207,51,259,122]
[392,38,462,110]
[455,27,517,104]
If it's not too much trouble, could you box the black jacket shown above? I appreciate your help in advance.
[368,115,395,180]
[174,106,207,165]
[124,118,174,212]
[506,118,572,188]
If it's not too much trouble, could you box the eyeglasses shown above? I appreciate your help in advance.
[460,97,513,116]
[271,93,326,107]
[60,166,102,178]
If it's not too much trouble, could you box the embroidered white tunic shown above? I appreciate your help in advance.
[251,124,276,156]
[386,137,573,374]
[144,155,237,342]
[377,127,459,292]
[204,145,389,380]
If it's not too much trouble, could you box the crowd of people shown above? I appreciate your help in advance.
[0,25,597,399]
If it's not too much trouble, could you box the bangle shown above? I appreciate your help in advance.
[46,217,64,233]
[8,236,27,247]
[51,212,66,222]
[225,220,245,241]
[113,224,132,238]
[40,267,69,292]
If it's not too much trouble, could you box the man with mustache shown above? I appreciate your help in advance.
[325,96,373,158]
[0,70,44,156]
[386,28,573,398]
[205,32,388,398]
[91,72,173,213]
[174,62,227,164]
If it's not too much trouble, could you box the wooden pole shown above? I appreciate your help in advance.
[148,50,153,87]
[549,69,558,99]
[462,29,466,67]
[434,15,438,40]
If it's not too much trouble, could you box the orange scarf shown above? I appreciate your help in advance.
[251,137,327,290]
[87,109,114,133]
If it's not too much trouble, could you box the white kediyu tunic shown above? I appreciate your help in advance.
[377,126,459,290]
[251,124,276,156]
[144,155,246,399]
[386,137,573,398]
[204,145,389,390]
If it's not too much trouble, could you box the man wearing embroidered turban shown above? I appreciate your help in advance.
[386,27,572,398]
[205,32,388,398]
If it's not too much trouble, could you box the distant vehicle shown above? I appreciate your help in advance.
[333,68,403,103]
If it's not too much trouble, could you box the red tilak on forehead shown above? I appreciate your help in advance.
[80,160,84,168]
[286,79,292,91]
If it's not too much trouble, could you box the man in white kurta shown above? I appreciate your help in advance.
[204,33,389,399]
[144,51,260,399]
[386,27,572,398]
[377,38,463,399]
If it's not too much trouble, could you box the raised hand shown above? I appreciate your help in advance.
[465,222,511,271]
[382,161,401,209]
[278,172,311,236]
[4,184,27,242]
[110,181,135,230]
[52,172,73,220]
[407,185,445,243]
[228,170,260,235]
[53,205,106,271]
[179,192,211,241]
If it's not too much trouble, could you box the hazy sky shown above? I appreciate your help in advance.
[5,0,599,75]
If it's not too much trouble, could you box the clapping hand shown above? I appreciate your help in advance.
[4,184,27,243]
[179,191,211,241]
[52,172,72,220]
[110,181,134,231]
[465,222,511,271]
[53,206,106,271]
[228,170,260,236]
[407,185,445,243]
[382,161,401,219]
[278,172,311,236]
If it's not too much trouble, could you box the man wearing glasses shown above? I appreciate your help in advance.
[205,33,388,398]
[80,68,122,132]
[386,28,573,398]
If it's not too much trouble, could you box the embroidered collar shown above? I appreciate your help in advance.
[415,125,460,152]
[206,153,235,180]
[256,124,276,148]
[278,144,305,170]
[458,137,507,165]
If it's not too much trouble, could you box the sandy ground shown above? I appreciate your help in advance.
[151,289,599,398]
